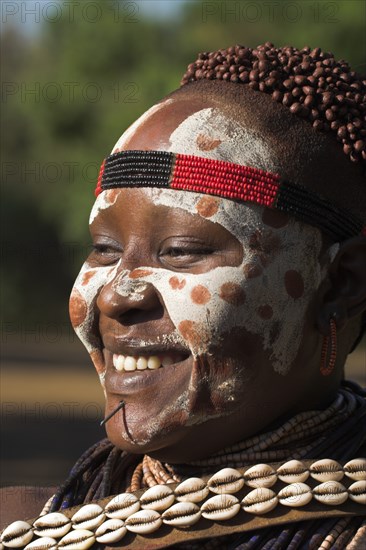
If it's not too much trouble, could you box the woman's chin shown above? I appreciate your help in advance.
[104,401,192,457]
[106,420,189,458]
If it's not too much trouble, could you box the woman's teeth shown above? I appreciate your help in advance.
[112,354,181,372]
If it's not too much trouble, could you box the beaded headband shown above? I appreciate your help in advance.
[95,150,365,242]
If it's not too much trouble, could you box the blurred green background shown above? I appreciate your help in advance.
[2,0,366,327]
[1,0,365,487]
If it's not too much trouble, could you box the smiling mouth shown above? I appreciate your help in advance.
[104,345,193,397]
[112,352,189,372]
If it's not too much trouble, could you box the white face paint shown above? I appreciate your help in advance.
[89,189,119,225]
[111,105,281,172]
[71,185,333,376]
[118,189,327,374]
[69,262,118,386]
[166,107,280,172]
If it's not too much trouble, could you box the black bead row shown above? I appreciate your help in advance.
[102,151,173,188]
[277,181,363,241]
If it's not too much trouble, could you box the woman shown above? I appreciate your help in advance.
[1,43,365,549]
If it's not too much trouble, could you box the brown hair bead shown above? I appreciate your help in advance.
[304,95,314,108]
[355,140,364,152]
[181,44,366,166]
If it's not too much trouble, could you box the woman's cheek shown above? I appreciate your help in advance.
[69,261,118,378]
[122,265,246,357]
[132,235,322,375]
[140,190,325,374]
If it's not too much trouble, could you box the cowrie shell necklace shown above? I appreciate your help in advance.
[1,458,365,549]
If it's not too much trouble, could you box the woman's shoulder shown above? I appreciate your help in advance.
[0,485,56,528]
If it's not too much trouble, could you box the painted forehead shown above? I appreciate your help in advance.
[105,104,363,242]
[96,105,292,239]
[113,105,281,173]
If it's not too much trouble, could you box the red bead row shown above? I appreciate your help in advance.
[95,160,106,197]
[171,154,280,207]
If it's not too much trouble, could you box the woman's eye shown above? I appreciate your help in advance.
[89,243,121,264]
[161,245,214,265]
[167,247,213,257]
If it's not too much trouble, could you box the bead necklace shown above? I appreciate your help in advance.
[3,384,364,548]
[42,384,365,511]
[127,387,365,491]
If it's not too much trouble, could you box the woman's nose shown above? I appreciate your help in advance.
[96,268,163,321]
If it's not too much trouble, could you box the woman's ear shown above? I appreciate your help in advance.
[317,236,366,335]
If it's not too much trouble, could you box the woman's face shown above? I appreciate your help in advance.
[69,97,336,462]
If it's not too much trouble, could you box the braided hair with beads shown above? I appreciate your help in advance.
[181,43,366,167]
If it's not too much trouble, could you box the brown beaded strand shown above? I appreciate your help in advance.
[128,461,144,492]
[127,388,361,484]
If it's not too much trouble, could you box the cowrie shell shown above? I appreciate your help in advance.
[140,484,175,511]
[278,482,312,507]
[277,460,309,483]
[24,537,57,550]
[207,467,244,494]
[348,480,366,505]
[162,502,201,527]
[95,519,127,544]
[33,512,71,539]
[201,494,241,521]
[57,529,95,549]
[175,477,209,503]
[344,458,366,481]
[310,459,343,482]
[1,521,33,548]
[105,492,140,519]
[71,503,105,530]
[313,481,348,505]
[241,488,278,514]
[125,510,162,534]
[244,464,277,488]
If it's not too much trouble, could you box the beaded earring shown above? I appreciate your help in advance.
[320,317,337,376]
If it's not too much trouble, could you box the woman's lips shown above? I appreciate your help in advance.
[104,349,192,397]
